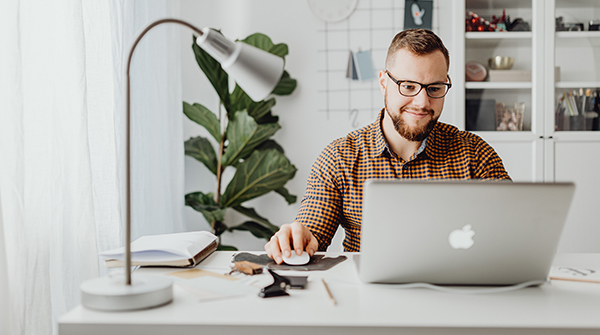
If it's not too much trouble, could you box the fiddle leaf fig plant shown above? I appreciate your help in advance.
[184,30,297,250]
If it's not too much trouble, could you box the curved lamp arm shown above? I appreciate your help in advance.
[123,19,284,285]
[80,18,284,311]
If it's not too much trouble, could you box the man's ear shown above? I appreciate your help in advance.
[378,70,387,95]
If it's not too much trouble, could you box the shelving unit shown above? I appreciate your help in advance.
[451,0,600,252]
[542,0,600,253]
[448,0,542,182]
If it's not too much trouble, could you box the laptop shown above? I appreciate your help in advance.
[357,180,575,285]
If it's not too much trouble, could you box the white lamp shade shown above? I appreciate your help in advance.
[196,28,284,101]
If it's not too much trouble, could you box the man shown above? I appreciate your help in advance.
[265,29,510,264]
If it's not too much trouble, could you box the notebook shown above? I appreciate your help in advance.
[357,180,575,285]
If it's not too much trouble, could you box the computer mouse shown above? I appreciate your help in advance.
[282,251,310,266]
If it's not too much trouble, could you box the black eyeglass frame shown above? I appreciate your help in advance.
[386,70,452,99]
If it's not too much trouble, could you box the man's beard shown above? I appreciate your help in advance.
[385,102,438,142]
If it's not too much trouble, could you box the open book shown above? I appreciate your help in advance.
[99,231,218,268]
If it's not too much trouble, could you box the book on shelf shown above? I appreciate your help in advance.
[487,69,531,82]
[99,231,218,268]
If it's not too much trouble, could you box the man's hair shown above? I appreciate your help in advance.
[385,29,449,70]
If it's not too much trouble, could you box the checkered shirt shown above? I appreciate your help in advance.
[295,109,511,252]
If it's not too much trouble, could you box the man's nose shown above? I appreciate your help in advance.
[411,88,431,108]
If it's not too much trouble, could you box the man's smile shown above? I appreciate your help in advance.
[402,108,434,120]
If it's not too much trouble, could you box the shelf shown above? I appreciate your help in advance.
[556,31,600,39]
[466,82,532,89]
[556,0,600,8]
[556,82,600,89]
[467,0,532,10]
[466,32,533,40]
[552,131,600,141]
[466,32,533,48]
[470,131,538,142]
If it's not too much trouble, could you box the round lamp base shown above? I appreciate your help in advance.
[80,274,173,311]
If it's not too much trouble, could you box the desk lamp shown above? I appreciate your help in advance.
[79,18,284,311]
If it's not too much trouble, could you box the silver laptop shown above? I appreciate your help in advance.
[357,180,575,285]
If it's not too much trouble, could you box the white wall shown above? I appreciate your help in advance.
[179,0,454,250]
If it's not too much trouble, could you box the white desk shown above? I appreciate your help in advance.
[59,252,600,335]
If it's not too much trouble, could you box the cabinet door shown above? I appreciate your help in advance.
[460,0,544,180]
[548,0,600,134]
[487,137,543,182]
[544,0,600,252]
[552,140,600,252]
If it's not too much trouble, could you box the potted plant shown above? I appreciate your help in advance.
[183,30,297,250]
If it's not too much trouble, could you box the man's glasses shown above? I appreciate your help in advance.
[386,70,452,99]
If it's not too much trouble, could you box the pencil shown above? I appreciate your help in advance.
[549,276,600,284]
[321,279,337,305]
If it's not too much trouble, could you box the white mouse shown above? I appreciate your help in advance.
[281,251,310,266]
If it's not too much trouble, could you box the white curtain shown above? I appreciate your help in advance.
[0,200,10,335]
[0,1,184,334]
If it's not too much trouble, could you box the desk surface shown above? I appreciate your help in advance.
[59,252,600,335]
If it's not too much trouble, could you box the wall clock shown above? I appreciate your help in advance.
[307,0,359,23]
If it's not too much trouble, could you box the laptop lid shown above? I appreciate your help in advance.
[358,180,575,285]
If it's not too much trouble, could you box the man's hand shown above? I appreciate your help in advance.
[264,222,318,264]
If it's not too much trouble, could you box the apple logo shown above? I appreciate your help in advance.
[448,224,475,249]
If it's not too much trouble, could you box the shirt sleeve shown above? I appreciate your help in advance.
[295,141,343,251]
[472,138,512,180]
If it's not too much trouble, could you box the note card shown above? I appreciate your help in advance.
[549,266,600,284]
[173,275,258,302]
[346,50,375,82]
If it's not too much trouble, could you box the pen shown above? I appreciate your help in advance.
[321,279,337,305]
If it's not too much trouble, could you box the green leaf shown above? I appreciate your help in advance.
[213,221,228,236]
[184,136,218,175]
[272,71,297,96]
[241,34,288,58]
[255,139,284,153]
[230,84,253,115]
[240,33,274,52]
[183,102,221,143]
[255,111,279,125]
[220,149,297,207]
[247,98,276,122]
[233,205,277,229]
[217,244,238,251]
[229,221,278,240]
[185,191,226,225]
[269,43,289,58]
[192,33,231,112]
[231,93,278,124]
[221,111,280,167]
[275,187,297,205]
[185,191,217,206]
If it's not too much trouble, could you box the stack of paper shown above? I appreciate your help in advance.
[487,70,531,82]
